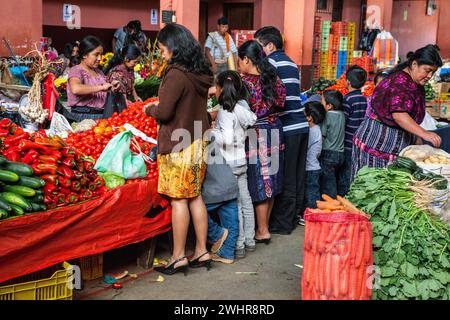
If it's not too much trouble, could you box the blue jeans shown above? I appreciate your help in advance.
[304,169,321,211]
[320,150,345,199]
[207,200,239,260]
[338,149,352,196]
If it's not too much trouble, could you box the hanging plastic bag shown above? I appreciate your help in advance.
[94,131,147,179]
[372,31,398,70]
[47,112,74,138]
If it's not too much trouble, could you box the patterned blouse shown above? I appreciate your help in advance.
[368,71,426,128]
[241,74,286,120]
[106,64,135,96]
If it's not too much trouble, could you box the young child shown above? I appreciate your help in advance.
[341,66,368,195]
[304,101,327,211]
[211,70,257,259]
[320,89,345,199]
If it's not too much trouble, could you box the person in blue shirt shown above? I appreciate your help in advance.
[254,26,309,232]
[341,65,368,195]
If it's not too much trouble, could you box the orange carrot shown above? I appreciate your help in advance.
[332,254,341,299]
[355,224,366,268]
[317,200,344,211]
[312,222,321,256]
[326,223,341,244]
[319,253,326,294]
[350,222,360,263]
[340,263,350,298]
[325,253,333,297]
[337,195,362,214]
[356,264,368,300]
[331,223,347,244]
[348,266,359,300]
[322,194,341,206]
[317,223,328,254]
[363,223,373,265]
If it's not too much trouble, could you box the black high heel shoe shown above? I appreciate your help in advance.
[154,256,188,276]
[254,237,271,245]
[188,252,212,270]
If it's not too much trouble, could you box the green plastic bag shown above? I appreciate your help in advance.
[94,131,147,179]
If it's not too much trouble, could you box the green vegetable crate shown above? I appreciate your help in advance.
[0,262,74,300]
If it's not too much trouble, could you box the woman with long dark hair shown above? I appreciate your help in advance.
[143,24,213,275]
[105,44,142,103]
[237,40,286,248]
[352,44,443,179]
[66,36,121,121]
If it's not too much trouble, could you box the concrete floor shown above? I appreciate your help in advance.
[74,225,304,300]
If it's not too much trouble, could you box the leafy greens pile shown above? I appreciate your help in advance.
[347,166,450,300]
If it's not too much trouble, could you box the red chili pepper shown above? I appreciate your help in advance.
[17,140,51,153]
[93,176,105,187]
[43,183,58,194]
[4,151,21,162]
[73,170,83,180]
[83,190,93,199]
[3,133,28,147]
[0,118,13,129]
[59,187,72,196]
[56,193,67,206]
[32,163,58,175]
[67,193,79,204]
[87,172,97,181]
[41,174,59,185]
[98,186,109,195]
[38,155,60,165]
[61,147,76,158]
[33,129,48,139]
[58,165,75,179]
[59,177,72,188]
[71,180,81,192]
[84,161,94,172]
[44,195,55,205]
[34,137,65,149]
[0,129,9,138]
[62,157,76,168]
[22,149,40,164]
[88,183,97,191]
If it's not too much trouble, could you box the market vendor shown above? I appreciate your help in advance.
[104,44,142,104]
[352,45,443,179]
[67,36,120,121]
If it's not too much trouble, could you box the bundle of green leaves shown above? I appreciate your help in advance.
[347,167,450,300]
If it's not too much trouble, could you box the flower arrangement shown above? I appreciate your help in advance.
[54,75,68,101]
[99,52,114,68]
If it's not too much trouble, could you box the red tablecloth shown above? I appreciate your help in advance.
[0,179,172,283]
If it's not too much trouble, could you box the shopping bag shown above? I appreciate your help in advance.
[102,92,127,118]
[94,131,147,179]
[47,112,74,138]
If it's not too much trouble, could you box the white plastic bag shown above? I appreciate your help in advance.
[47,112,73,139]
[420,112,438,131]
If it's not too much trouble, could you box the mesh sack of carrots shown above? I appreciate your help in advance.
[302,195,373,300]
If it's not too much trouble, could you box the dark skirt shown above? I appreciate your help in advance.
[245,117,285,203]
[351,118,416,180]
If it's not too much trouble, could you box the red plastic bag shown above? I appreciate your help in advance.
[301,209,373,300]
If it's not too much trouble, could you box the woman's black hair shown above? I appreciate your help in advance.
[73,36,103,65]
[238,40,278,106]
[63,41,79,59]
[104,44,142,74]
[304,101,326,125]
[390,44,443,74]
[157,23,212,75]
[216,70,249,112]
[323,89,344,111]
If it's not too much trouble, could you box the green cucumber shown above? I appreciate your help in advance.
[35,189,44,196]
[31,202,47,212]
[0,170,19,182]
[0,192,32,211]
[30,195,44,203]
[0,198,12,212]
[2,162,34,176]
[0,155,7,165]
[9,204,25,216]
[3,185,36,197]
[17,176,46,189]
[0,208,8,219]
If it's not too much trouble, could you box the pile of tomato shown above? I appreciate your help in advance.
[64,98,159,179]
[326,74,375,97]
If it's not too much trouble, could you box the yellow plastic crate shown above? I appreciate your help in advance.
[0,262,74,300]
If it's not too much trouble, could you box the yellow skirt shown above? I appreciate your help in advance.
[157,139,208,199]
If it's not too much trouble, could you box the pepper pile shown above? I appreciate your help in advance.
[65,98,159,179]
[0,119,106,211]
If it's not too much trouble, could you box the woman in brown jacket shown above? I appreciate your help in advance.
[144,24,214,275]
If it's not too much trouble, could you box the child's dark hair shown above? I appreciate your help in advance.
[323,89,343,111]
[346,65,367,89]
[374,70,389,85]
[216,71,249,112]
[254,26,283,50]
[304,101,326,125]
[238,40,278,106]
[104,44,142,74]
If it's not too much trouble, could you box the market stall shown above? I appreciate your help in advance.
[0,179,171,284]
